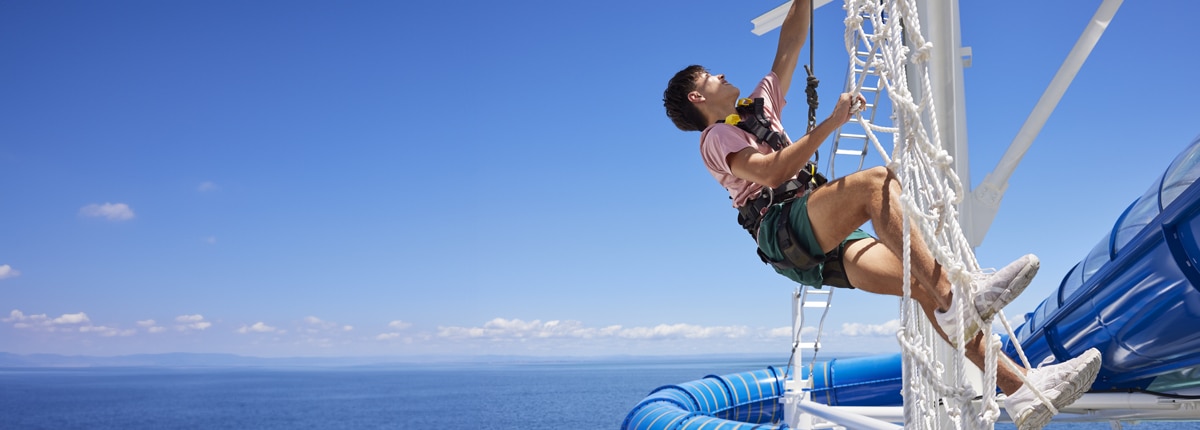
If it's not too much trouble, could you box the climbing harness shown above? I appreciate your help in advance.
[717,98,848,286]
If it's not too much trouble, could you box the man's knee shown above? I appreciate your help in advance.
[862,165,893,185]
[836,166,894,197]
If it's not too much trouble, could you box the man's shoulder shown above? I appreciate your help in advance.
[701,123,754,156]
[702,123,748,143]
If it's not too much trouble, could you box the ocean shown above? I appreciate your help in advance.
[0,357,1192,429]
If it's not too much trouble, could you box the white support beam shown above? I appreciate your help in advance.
[795,400,904,429]
[966,0,1124,246]
[751,0,836,36]
[915,0,974,245]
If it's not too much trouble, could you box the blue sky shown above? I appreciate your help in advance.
[2,1,1198,359]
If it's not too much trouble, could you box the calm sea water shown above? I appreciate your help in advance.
[0,358,1192,429]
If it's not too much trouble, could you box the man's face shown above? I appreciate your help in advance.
[691,70,739,106]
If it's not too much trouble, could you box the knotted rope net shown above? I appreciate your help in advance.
[838,0,1035,427]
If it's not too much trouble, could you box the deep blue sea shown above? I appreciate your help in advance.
[0,357,1193,429]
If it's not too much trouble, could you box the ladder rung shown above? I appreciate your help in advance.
[803,302,829,308]
[804,289,831,295]
[798,342,820,349]
[838,133,868,140]
[836,149,866,156]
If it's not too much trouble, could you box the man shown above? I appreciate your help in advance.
[661,1,1100,429]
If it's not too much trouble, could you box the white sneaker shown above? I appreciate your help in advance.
[1005,348,1103,430]
[935,254,1039,343]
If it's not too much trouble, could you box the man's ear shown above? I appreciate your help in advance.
[687,91,705,104]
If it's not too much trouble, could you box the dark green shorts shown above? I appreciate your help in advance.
[756,194,873,288]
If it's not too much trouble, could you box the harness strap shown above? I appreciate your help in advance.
[719,98,791,152]
[820,254,854,289]
[768,201,855,289]
[735,163,829,235]
[772,199,824,272]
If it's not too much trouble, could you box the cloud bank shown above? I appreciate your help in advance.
[79,203,135,221]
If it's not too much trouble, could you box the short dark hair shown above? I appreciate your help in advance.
[663,65,709,132]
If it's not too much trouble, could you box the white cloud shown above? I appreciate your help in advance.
[616,323,749,340]
[0,265,20,280]
[376,320,414,341]
[840,319,902,336]
[435,318,755,341]
[80,325,136,337]
[6,310,140,337]
[6,310,49,330]
[52,312,90,325]
[767,326,817,338]
[236,322,278,334]
[79,203,135,221]
[303,316,351,333]
[175,314,212,331]
[137,319,165,333]
[197,181,218,192]
[3,309,29,322]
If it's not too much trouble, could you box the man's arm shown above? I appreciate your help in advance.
[729,93,861,188]
[771,0,812,97]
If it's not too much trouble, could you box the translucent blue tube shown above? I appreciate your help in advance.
[1005,135,1200,390]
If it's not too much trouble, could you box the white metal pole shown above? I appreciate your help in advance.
[967,0,1124,246]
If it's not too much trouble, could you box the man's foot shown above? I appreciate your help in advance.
[935,254,1040,343]
[1004,348,1103,430]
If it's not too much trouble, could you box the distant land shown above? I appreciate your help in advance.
[0,351,837,369]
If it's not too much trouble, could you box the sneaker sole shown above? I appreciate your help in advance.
[960,256,1039,343]
[1015,348,1102,430]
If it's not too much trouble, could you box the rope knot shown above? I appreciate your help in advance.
[805,66,820,133]
[912,42,934,62]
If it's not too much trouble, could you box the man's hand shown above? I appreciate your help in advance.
[771,0,812,96]
[826,93,866,126]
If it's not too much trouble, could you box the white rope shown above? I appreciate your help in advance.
[837,0,1034,427]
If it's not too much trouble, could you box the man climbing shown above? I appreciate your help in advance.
[661,1,1100,429]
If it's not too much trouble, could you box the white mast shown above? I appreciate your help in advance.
[752,0,1123,247]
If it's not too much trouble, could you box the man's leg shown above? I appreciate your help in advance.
[805,166,952,309]
[806,166,1036,343]
[837,237,1027,394]
[817,169,1104,429]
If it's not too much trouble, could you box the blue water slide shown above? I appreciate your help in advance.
[1003,135,1200,390]
[622,357,906,430]
[807,354,903,406]
[622,367,786,430]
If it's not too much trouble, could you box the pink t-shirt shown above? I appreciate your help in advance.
[700,72,792,208]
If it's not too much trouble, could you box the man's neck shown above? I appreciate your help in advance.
[704,105,738,127]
